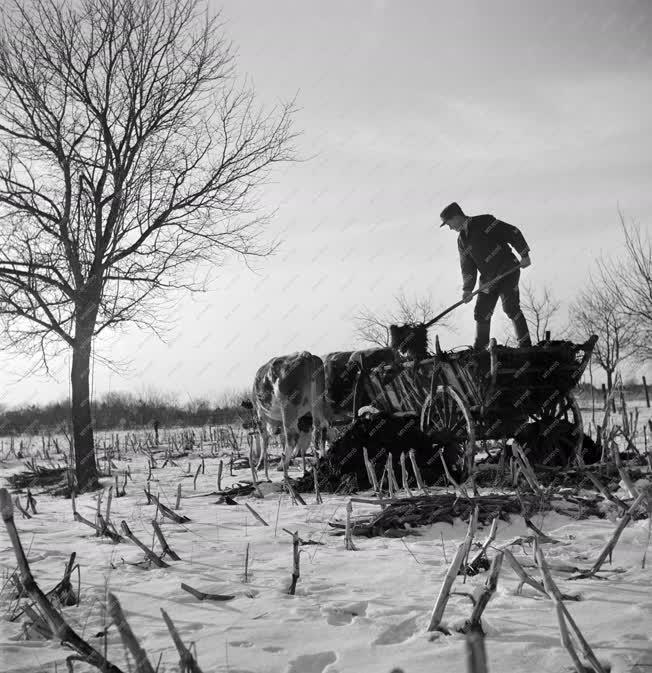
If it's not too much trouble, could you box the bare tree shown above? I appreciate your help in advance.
[0,0,295,489]
[598,209,651,361]
[352,291,450,348]
[353,309,393,348]
[570,281,640,391]
[520,282,569,342]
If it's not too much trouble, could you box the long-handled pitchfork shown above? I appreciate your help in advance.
[422,264,522,330]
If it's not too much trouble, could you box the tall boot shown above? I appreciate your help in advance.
[473,320,491,351]
[512,312,532,347]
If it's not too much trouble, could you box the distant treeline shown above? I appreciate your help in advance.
[575,380,650,402]
[0,381,649,437]
[0,391,248,436]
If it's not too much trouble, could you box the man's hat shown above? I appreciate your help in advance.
[439,202,464,227]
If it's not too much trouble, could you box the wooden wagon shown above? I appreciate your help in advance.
[351,334,599,475]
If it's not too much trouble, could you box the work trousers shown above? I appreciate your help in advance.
[474,268,522,322]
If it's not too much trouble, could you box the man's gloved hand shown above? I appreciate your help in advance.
[520,254,531,268]
[462,291,473,303]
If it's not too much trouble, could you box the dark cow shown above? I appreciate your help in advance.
[321,350,356,426]
[479,421,601,468]
[316,406,467,489]
[513,421,601,467]
[321,347,397,430]
[250,351,330,475]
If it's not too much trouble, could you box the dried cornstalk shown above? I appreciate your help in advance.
[386,455,397,498]
[502,547,581,601]
[580,469,628,514]
[23,603,53,639]
[54,553,79,607]
[610,442,640,499]
[161,608,204,673]
[95,490,103,533]
[151,520,180,561]
[408,448,427,493]
[467,517,498,574]
[263,444,270,480]
[287,531,301,595]
[250,460,263,498]
[427,542,468,633]
[555,601,586,673]
[0,489,123,673]
[180,583,234,602]
[105,486,113,526]
[244,543,250,583]
[108,592,155,673]
[14,496,31,519]
[73,512,122,543]
[146,492,190,524]
[536,546,606,673]
[345,499,357,551]
[502,546,549,596]
[26,489,37,514]
[399,452,413,497]
[284,479,306,506]
[571,492,646,579]
[459,551,503,634]
[461,506,480,582]
[465,624,489,673]
[524,518,560,544]
[245,503,269,527]
[512,443,543,493]
[427,508,477,633]
[363,447,380,495]
[439,449,469,498]
[120,522,169,568]
[313,466,323,504]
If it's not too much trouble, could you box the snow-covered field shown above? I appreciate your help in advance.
[1,411,652,673]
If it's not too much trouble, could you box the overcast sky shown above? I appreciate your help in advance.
[1,0,651,407]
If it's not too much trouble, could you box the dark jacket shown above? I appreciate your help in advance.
[458,214,530,292]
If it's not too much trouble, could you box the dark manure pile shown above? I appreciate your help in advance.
[292,411,467,494]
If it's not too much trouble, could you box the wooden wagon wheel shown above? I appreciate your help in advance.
[420,385,476,481]
[521,391,584,467]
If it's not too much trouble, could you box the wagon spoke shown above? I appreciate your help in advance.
[444,392,454,427]
[449,419,464,436]
[437,400,449,429]
[420,385,475,483]
[436,393,444,426]
[520,392,584,467]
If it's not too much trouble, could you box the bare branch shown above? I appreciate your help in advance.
[352,291,452,349]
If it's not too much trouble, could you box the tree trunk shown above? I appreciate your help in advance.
[606,369,613,392]
[71,315,99,491]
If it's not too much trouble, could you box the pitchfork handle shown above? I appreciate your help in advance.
[423,265,522,330]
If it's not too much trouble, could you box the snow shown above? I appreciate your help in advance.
[1,428,652,672]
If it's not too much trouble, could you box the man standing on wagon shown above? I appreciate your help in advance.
[439,202,532,351]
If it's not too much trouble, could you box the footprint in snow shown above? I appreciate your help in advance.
[373,615,418,645]
[306,581,334,592]
[263,645,285,653]
[322,600,368,626]
[229,640,254,648]
[286,651,337,673]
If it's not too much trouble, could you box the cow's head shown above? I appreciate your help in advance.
[390,323,429,360]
